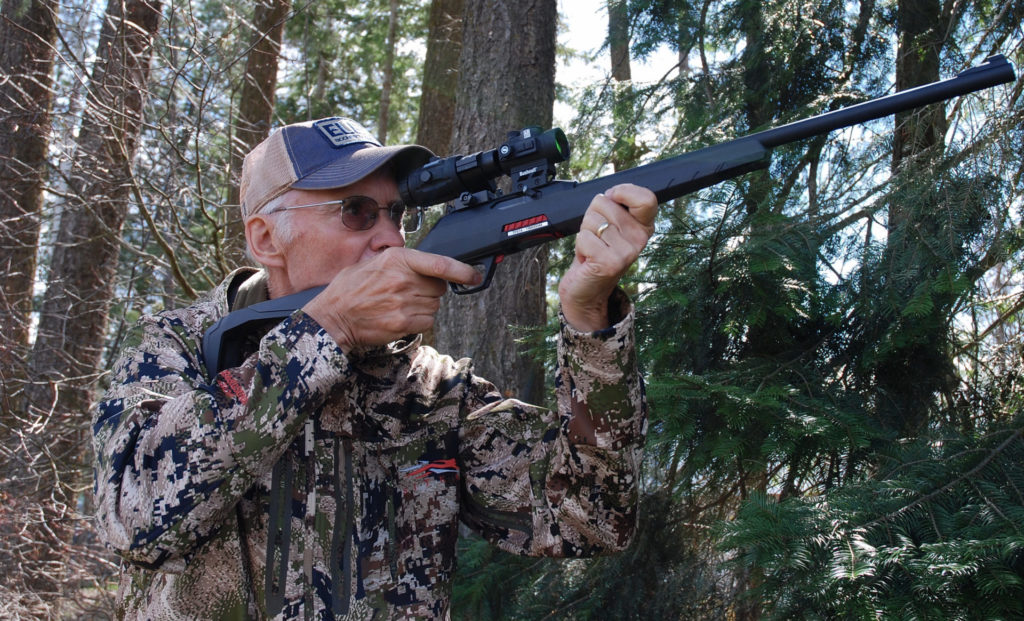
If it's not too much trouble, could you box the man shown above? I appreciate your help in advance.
[93,117,657,619]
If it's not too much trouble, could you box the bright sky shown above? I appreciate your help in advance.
[555,0,680,129]
[558,0,679,80]
[559,0,612,80]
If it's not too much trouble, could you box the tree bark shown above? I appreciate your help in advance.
[11,0,161,609]
[0,0,62,610]
[377,0,399,143]
[27,0,162,478]
[872,0,950,437]
[432,0,557,406]
[891,0,945,180]
[410,0,464,347]
[0,0,59,411]
[608,0,638,172]
[416,0,464,155]
[609,0,631,83]
[224,0,291,268]
[733,4,775,619]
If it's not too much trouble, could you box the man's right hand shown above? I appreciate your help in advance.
[302,247,482,351]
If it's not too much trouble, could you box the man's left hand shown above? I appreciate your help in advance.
[558,183,658,331]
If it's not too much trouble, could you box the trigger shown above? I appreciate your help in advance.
[450,255,500,294]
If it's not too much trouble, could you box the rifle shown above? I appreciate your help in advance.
[202,54,1015,375]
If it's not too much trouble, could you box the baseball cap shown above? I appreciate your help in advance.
[239,117,434,218]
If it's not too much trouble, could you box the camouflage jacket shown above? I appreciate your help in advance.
[93,268,647,620]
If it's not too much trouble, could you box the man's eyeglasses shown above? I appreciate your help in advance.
[263,196,424,233]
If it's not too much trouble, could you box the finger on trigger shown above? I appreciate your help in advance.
[406,248,483,286]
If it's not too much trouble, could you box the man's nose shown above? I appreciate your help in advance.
[369,215,406,250]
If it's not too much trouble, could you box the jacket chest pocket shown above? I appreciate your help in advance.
[383,427,461,584]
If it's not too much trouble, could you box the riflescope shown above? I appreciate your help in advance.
[398,127,570,208]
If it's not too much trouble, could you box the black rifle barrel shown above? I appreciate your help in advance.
[753,54,1015,149]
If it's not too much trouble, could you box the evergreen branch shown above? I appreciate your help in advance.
[968,478,1015,532]
[776,134,826,209]
[864,427,1024,530]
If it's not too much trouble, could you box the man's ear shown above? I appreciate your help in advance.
[245,215,285,268]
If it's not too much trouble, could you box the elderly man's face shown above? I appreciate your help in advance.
[263,169,406,295]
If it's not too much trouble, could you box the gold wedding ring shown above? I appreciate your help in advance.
[596,221,610,239]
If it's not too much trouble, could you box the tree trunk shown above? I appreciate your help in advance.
[873,0,949,437]
[0,0,59,411]
[14,0,161,609]
[24,0,161,526]
[732,4,775,619]
[224,0,291,268]
[410,0,464,347]
[29,0,162,417]
[608,0,638,171]
[891,0,945,181]
[0,0,62,611]
[609,0,631,82]
[416,0,464,155]
[377,0,399,143]
[432,0,557,405]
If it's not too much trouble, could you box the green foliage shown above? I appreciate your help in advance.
[276,0,429,142]
[721,414,1024,619]
[453,493,733,620]
[530,1,1024,619]
[451,534,554,620]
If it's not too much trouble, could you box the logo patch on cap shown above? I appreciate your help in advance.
[314,118,382,149]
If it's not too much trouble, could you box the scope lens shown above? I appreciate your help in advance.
[551,128,569,159]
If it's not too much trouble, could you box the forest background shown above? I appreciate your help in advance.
[1,0,1022,618]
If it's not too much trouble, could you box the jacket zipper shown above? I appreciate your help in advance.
[264,452,293,618]
[386,488,398,582]
[331,438,354,619]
